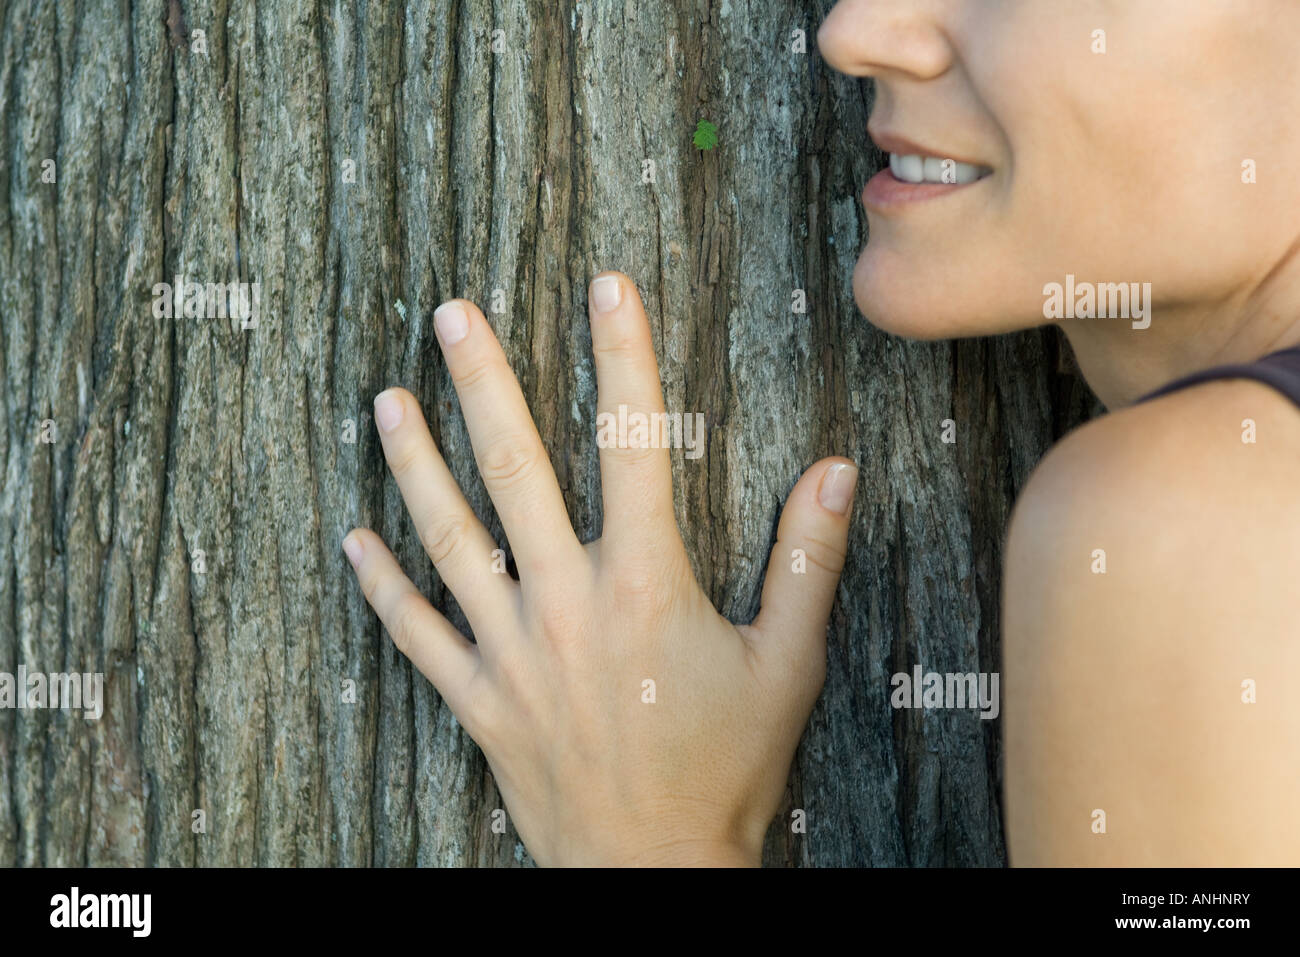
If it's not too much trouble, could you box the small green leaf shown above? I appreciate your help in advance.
[693,119,719,151]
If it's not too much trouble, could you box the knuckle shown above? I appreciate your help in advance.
[387,592,426,658]
[607,442,662,469]
[485,644,534,701]
[591,334,643,362]
[478,438,538,491]
[791,533,848,576]
[536,593,575,632]
[419,512,473,568]
[385,439,421,479]
[491,645,527,683]
[450,357,495,392]
[611,561,674,619]
[533,588,586,645]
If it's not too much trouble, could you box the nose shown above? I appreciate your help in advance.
[817,0,954,81]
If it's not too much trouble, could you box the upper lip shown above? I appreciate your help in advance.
[867,128,988,169]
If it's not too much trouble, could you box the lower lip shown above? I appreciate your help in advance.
[861,167,986,211]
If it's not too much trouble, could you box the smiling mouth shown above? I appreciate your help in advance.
[861,135,995,211]
[887,152,992,185]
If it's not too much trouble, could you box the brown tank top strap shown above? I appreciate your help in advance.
[1136,345,1300,408]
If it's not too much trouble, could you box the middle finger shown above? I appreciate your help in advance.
[433,298,584,579]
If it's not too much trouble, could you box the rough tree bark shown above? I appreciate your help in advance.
[0,0,1100,866]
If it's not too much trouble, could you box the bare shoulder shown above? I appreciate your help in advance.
[1008,375,1300,577]
[1002,377,1300,865]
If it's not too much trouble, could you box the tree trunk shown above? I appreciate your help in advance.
[0,0,1100,866]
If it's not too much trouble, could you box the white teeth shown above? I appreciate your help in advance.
[889,152,991,185]
[896,153,924,183]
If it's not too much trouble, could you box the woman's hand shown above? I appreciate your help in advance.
[342,271,858,866]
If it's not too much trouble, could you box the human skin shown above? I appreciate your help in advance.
[343,275,857,866]
[346,0,1300,867]
[819,0,1300,864]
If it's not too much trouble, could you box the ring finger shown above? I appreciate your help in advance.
[372,386,518,634]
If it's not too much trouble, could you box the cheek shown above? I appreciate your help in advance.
[1008,90,1287,303]
[993,6,1298,299]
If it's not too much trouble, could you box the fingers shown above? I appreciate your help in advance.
[747,458,859,656]
[432,299,583,578]
[371,387,516,631]
[343,528,481,717]
[587,272,676,549]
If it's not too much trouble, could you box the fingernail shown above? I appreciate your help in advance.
[374,390,404,433]
[818,462,858,515]
[342,533,364,569]
[590,275,622,313]
[434,302,470,345]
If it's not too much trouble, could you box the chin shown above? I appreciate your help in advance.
[851,243,1045,341]
[851,244,966,340]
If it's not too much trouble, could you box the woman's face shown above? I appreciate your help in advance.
[818,0,1300,340]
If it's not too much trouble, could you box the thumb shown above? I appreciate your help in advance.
[746,458,858,656]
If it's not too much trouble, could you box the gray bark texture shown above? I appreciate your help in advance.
[0,0,1100,866]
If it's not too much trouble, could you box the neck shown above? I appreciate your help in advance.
[1060,259,1300,410]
